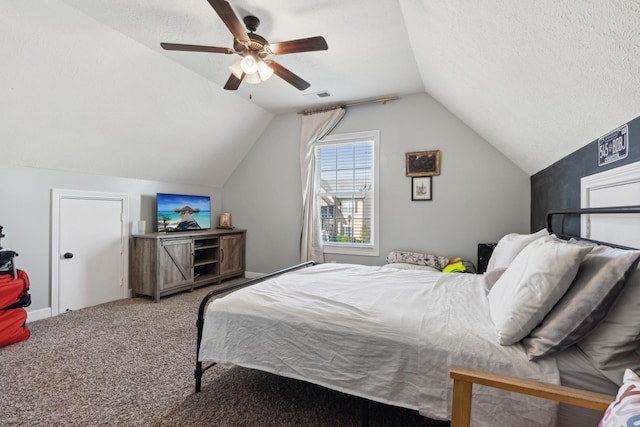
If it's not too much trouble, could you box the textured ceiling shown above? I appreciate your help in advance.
[5,0,640,183]
[60,0,640,175]
[58,0,425,115]
[400,0,640,174]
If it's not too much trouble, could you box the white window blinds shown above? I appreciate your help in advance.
[315,131,379,255]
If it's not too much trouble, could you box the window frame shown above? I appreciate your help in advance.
[315,130,380,257]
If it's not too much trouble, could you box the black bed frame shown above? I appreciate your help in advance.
[547,205,640,250]
[192,206,640,423]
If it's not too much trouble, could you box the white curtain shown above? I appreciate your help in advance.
[300,108,346,263]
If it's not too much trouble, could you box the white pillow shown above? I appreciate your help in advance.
[486,228,548,271]
[483,267,506,291]
[599,369,640,426]
[488,235,592,345]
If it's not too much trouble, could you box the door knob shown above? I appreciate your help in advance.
[63,252,74,259]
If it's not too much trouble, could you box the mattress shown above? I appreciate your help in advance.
[199,263,560,426]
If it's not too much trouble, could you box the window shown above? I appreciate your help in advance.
[315,130,379,256]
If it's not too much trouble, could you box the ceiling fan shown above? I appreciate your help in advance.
[160,0,328,91]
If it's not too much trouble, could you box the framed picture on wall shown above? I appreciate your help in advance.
[412,177,432,201]
[406,150,440,176]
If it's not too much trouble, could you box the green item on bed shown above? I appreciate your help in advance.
[443,258,466,273]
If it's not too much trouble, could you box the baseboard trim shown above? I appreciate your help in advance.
[27,307,51,323]
[26,291,135,323]
[244,271,264,279]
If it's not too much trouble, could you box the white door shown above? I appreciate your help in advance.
[581,161,640,248]
[52,190,128,314]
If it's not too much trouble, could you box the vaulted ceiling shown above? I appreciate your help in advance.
[3,0,639,186]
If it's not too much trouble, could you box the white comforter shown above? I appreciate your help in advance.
[199,263,560,426]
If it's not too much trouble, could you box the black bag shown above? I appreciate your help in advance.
[0,250,17,275]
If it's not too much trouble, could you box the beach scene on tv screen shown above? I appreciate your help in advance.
[157,194,211,232]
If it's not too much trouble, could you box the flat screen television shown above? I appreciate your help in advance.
[156,193,211,232]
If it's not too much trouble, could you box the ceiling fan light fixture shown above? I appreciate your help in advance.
[228,59,244,79]
[161,4,326,92]
[240,55,258,75]
[246,72,261,84]
[257,60,274,81]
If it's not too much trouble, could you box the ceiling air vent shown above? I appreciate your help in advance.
[303,90,330,98]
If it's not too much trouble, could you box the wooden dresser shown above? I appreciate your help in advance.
[131,229,246,302]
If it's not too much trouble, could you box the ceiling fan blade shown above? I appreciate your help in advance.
[224,73,244,90]
[160,43,234,54]
[206,0,250,43]
[267,36,328,55]
[265,60,311,91]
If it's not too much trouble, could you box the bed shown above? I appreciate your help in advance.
[195,207,640,426]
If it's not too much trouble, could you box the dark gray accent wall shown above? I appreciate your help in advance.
[531,116,640,233]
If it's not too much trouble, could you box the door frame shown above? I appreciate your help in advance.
[581,160,640,238]
[51,189,129,316]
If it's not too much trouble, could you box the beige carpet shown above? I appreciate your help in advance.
[0,281,448,426]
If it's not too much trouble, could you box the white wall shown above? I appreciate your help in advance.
[1,95,530,314]
[1,0,273,188]
[0,165,221,313]
[223,93,531,274]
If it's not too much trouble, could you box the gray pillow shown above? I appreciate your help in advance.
[578,260,640,369]
[385,250,449,270]
[522,245,640,361]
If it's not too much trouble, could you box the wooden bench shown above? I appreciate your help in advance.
[449,365,615,427]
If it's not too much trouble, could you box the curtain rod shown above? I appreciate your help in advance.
[297,96,399,115]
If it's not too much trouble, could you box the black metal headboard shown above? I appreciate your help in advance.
[546,206,640,250]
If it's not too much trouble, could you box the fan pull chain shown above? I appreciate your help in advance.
[249,92,253,100]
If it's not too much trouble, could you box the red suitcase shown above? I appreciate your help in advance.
[0,308,30,348]
[0,269,31,310]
